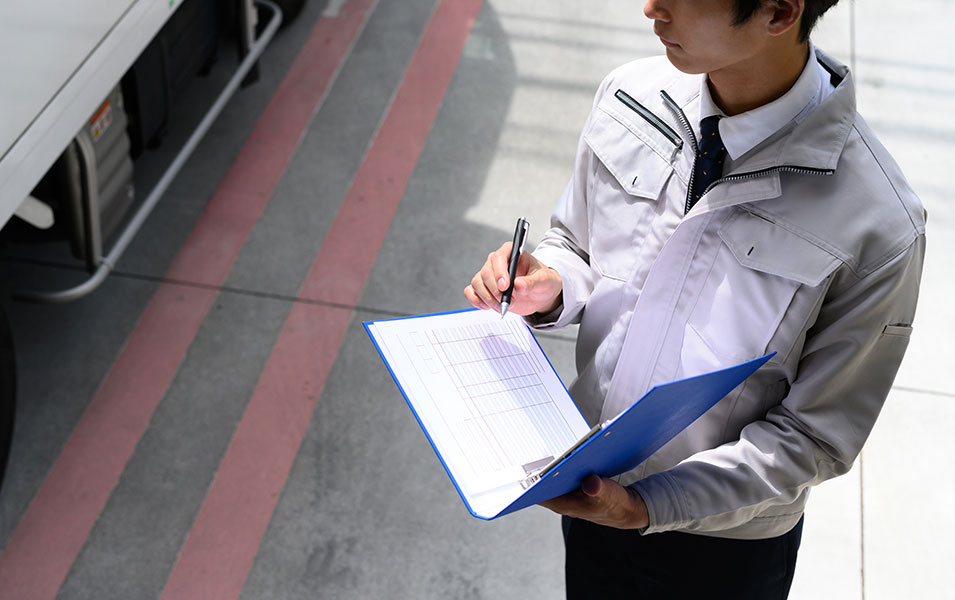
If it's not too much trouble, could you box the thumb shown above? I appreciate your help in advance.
[512,274,528,294]
[581,474,603,497]
[513,260,546,292]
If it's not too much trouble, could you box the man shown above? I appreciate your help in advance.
[465,0,925,597]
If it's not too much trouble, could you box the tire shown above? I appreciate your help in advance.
[272,0,306,27]
[0,305,15,492]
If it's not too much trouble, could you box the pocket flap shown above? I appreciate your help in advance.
[882,324,913,337]
[584,108,674,200]
[720,211,841,287]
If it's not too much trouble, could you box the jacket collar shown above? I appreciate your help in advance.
[662,47,856,175]
[699,41,827,161]
[772,48,855,173]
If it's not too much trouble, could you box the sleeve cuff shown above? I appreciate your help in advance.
[525,249,590,329]
[630,471,692,535]
[523,299,565,328]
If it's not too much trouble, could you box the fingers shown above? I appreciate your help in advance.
[491,246,511,291]
[480,243,511,297]
[545,477,609,511]
[538,488,588,514]
[539,475,604,515]
[464,243,563,316]
[463,284,489,310]
[538,476,648,529]
[465,243,513,312]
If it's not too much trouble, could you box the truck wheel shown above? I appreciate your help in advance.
[0,306,15,492]
[272,0,306,26]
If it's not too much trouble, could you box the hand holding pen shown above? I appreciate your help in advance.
[464,218,564,317]
[500,217,529,316]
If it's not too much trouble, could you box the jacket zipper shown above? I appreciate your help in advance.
[614,89,683,149]
[660,90,700,213]
[701,165,834,198]
[659,90,834,212]
[660,90,698,153]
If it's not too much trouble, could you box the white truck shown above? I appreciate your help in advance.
[0,0,304,489]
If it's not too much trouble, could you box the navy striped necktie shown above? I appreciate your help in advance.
[686,115,726,214]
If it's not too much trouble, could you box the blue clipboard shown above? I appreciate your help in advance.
[493,352,773,518]
[365,308,772,520]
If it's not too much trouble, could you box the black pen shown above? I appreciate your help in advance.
[500,217,529,317]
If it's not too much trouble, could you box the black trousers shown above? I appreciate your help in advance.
[563,516,803,600]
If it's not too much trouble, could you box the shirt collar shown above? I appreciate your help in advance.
[698,41,824,160]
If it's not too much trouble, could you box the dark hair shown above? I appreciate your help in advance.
[733,0,840,42]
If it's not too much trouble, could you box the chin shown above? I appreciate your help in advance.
[664,49,706,75]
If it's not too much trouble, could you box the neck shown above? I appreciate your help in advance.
[708,40,810,116]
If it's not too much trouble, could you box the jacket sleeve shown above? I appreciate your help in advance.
[631,234,926,535]
[526,174,595,330]
[524,72,620,330]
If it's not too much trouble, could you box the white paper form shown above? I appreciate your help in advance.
[367,309,590,502]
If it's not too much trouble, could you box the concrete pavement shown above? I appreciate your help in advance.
[0,1,951,598]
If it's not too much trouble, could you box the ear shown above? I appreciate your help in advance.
[766,0,803,36]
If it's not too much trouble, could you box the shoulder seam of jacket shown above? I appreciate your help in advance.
[851,120,924,236]
[829,233,923,296]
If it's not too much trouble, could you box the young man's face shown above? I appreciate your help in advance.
[644,0,774,76]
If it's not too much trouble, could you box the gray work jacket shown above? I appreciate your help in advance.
[530,49,926,539]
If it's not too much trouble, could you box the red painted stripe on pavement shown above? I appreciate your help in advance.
[158,1,484,597]
[0,3,376,598]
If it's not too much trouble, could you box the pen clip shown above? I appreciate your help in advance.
[511,218,529,259]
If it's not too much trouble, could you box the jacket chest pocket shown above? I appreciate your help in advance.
[583,106,677,282]
[681,210,841,373]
